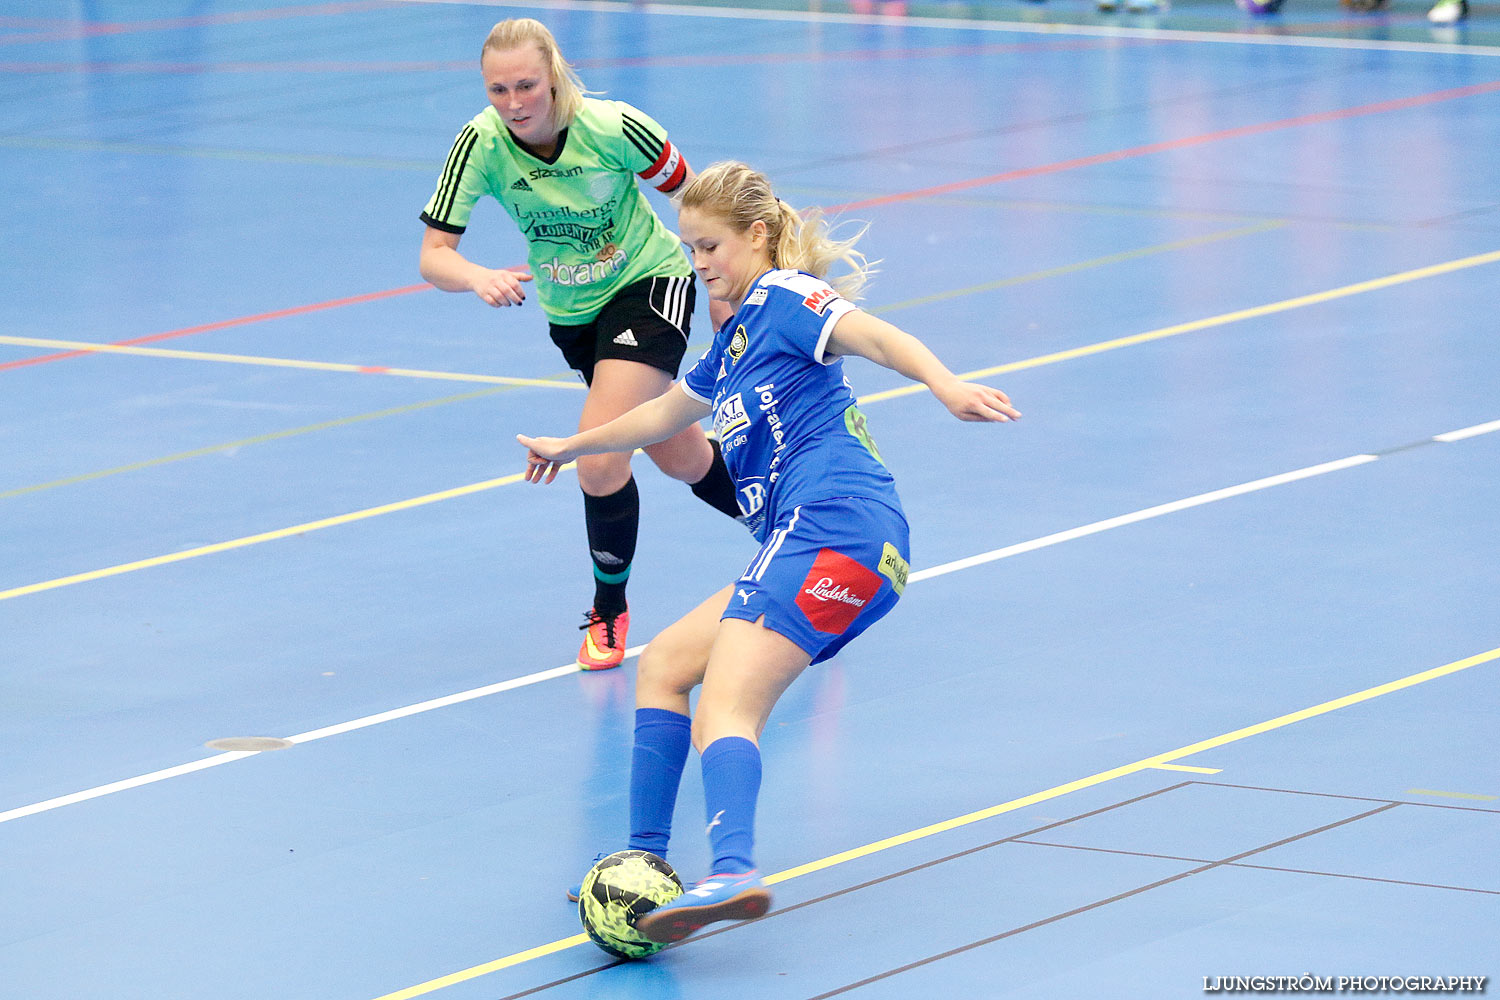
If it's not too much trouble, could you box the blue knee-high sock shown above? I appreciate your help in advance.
[700,736,762,875]
[627,707,691,858]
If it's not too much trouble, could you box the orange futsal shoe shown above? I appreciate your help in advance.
[577,607,629,671]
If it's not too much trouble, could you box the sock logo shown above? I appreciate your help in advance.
[705,809,725,835]
[591,548,625,567]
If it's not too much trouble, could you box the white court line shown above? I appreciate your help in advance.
[0,662,600,824]
[910,455,1377,583]
[13,430,1485,827]
[0,421,1489,826]
[400,0,1500,57]
[1434,418,1500,443]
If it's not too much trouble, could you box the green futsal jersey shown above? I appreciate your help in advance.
[420,98,693,324]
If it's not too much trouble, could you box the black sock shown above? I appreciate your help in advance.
[689,437,742,520]
[583,477,638,617]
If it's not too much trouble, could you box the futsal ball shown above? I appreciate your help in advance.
[577,850,684,959]
[1234,0,1285,12]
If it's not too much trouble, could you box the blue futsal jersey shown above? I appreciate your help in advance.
[680,269,904,542]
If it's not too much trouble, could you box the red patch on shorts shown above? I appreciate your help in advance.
[795,548,881,634]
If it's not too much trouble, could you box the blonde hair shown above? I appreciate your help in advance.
[481,19,592,130]
[679,161,876,301]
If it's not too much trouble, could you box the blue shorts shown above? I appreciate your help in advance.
[723,496,910,664]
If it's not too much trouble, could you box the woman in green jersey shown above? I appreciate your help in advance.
[420,19,740,671]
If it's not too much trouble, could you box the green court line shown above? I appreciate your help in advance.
[0,135,436,172]
[1405,788,1499,802]
[0,386,514,501]
[2,224,1271,501]
[869,220,1284,315]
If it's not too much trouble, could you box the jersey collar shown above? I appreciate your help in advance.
[510,126,570,165]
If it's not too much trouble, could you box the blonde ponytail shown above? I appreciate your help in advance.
[680,161,877,301]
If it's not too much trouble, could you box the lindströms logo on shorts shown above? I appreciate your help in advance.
[796,548,881,634]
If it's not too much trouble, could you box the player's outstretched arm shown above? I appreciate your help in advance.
[827,310,1021,423]
[518,384,712,483]
[419,225,533,307]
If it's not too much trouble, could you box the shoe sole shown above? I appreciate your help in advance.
[635,888,771,944]
[577,660,624,671]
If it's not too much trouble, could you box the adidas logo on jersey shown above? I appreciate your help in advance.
[612,329,639,347]
[510,177,532,191]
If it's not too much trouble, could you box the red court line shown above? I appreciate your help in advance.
[9,77,1494,374]
[825,77,1500,213]
[0,1,394,46]
[574,36,1161,69]
[0,38,1155,76]
[0,60,473,75]
[0,283,432,373]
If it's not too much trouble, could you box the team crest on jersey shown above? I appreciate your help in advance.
[796,549,881,634]
[727,325,749,364]
[802,287,838,315]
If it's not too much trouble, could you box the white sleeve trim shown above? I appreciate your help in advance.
[679,377,712,405]
[813,298,857,364]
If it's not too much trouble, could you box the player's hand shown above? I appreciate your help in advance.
[934,379,1021,423]
[517,434,575,484]
[471,267,533,307]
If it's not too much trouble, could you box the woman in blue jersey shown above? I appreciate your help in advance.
[419,18,740,671]
[518,161,1021,943]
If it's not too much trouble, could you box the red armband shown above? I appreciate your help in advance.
[638,140,689,193]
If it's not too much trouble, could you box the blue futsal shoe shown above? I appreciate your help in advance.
[633,871,771,943]
[566,853,609,903]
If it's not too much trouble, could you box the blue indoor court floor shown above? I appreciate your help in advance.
[1,1,1497,998]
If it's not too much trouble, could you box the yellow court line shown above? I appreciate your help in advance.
[0,468,567,602]
[0,334,585,390]
[371,643,1500,1000]
[858,246,1500,405]
[6,246,1498,603]
[1149,763,1223,774]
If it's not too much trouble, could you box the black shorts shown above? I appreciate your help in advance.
[548,275,696,385]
